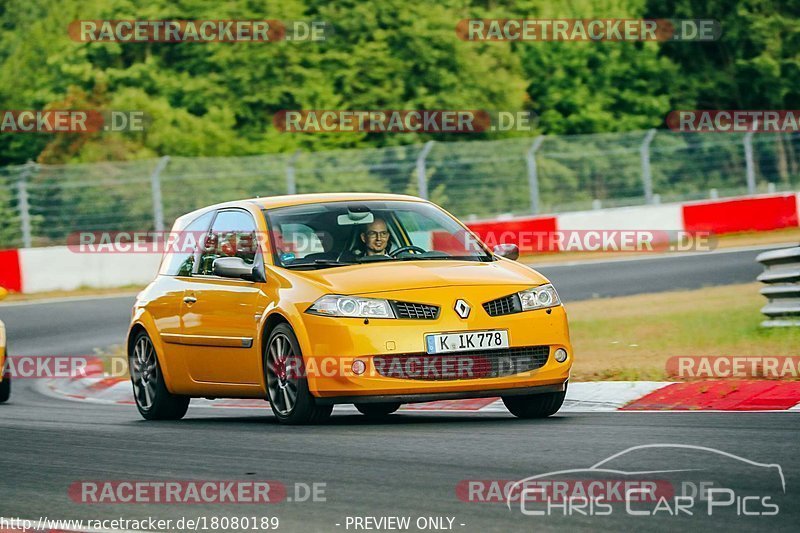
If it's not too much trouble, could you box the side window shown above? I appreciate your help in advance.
[278,223,325,258]
[161,211,214,277]
[198,210,259,276]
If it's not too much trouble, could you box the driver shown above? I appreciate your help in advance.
[360,218,391,256]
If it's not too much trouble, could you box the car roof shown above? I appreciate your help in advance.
[249,192,428,210]
[173,193,430,228]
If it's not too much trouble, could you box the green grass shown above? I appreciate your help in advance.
[567,283,800,381]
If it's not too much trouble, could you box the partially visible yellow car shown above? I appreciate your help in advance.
[127,193,573,424]
[0,286,9,403]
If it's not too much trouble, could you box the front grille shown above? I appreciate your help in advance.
[483,294,522,316]
[391,301,440,320]
[373,346,550,381]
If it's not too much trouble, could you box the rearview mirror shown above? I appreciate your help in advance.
[493,243,520,261]
[213,257,265,282]
[337,208,374,226]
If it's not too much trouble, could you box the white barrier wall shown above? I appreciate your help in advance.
[18,246,162,293]
[4,193,798,293]
[557,203,684,231]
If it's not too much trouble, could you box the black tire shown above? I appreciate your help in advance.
[129,331,189,420]
[503,389,566,419]
[355,402,401,418]
[265,323,332,425]
[0,376,9,404]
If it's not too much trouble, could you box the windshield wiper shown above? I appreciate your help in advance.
[396,255,493,262]
[314,259,355,265]
[284,259,355,270]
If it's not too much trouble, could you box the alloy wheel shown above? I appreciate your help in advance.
[266,333,300,416]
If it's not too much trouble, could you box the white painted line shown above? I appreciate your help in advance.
[0,291,140,308]
[525,242,798,269]
[563,381,669,411]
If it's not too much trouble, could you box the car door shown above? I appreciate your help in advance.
[150,210,215,365]
[180,208,269,385]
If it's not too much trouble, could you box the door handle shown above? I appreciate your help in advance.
[183,296,197,305]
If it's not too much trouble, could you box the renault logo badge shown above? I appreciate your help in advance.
[454,299,471,319]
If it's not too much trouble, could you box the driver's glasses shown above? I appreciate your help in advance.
[366,231,389,239]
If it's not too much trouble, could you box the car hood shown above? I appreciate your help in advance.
[290,260,548,295]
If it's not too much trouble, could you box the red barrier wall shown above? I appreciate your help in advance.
[0,249,22,292]
[682,195,799,234]
[465,216,559,253]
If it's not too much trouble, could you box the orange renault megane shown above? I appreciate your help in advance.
[127,193,572,424]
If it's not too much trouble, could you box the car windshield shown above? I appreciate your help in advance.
[263,200,493,269]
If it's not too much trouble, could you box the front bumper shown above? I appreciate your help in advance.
[315,382,567,405]
[297,286,573,399]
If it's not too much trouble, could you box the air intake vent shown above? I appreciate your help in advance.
[391,301,440,320]
[482,294,522,317]
[374,346,550,380]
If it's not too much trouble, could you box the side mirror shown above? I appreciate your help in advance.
[212,257,266,282]
[0,286,7,301]
[493,243,520,261]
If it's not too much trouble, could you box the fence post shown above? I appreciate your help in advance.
[286,150,300,195]
[640,129,657,204]
[416,141,435,199]
[150,156,169,233]
[744,124,757,195]
[526,135,545,214]
[16,160,35,248]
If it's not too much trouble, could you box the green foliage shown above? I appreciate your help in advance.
[3,0,792,165]
[0,0,796,239]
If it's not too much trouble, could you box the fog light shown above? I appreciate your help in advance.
[352,359,366,375]
[554,348,568,363]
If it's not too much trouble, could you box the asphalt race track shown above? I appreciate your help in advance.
[1,245,798,532]
[0,244,777,357]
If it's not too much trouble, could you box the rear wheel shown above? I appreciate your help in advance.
[355,402,401,418]
[0,376,9,404]
[503,389,566,419]
[265,323,332,425]
[129,331,189,420]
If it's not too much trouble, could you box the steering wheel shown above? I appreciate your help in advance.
[390,245,427,257]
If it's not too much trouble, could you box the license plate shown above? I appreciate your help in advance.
[425,330,509,354]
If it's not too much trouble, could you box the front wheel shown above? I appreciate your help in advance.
[0,376,9,403]
[129,331,189,420]
[355,402,401,418]
[503,389,566,419]
[265,323,332,425]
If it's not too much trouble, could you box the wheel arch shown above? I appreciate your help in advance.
[258,309,314,390]
[126,318,176,388]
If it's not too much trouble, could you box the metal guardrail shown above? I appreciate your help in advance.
[757,246,800,327]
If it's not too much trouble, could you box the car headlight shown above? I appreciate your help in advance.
[306,295,396,319]
[518,284,561,311]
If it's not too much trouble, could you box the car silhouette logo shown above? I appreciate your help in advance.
[454,299,471,319]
